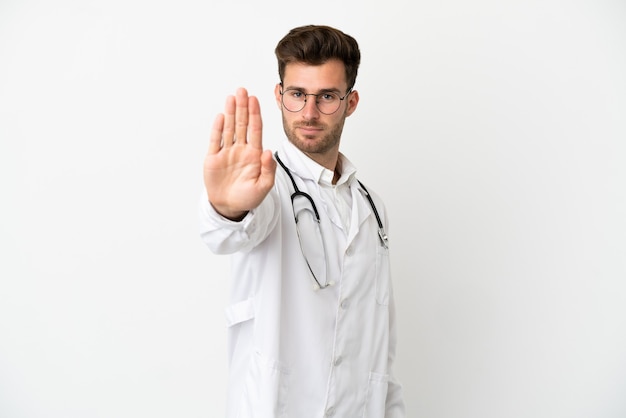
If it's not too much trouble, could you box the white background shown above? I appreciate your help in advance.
[1,0,625,417]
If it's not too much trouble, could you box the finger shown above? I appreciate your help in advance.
[222,94,236,148]
[259,149,277,189]
[247,95,263,150]
[234,87,249,145]
[208,113,225,154]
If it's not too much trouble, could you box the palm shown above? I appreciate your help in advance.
[204,144,272,210]
[203,88,276,220]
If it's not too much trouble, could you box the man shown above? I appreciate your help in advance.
[199,25,405,417]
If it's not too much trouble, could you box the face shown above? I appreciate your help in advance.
[275,59,359,168]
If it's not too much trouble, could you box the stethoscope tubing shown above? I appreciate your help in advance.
[274,152,388,249]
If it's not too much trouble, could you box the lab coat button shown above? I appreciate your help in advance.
[345,245,352,256]
[325,406,335,416]
[334,356,342,366]
[340,299,349,309]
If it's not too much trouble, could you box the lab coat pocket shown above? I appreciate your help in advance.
[239,350,290,418]
[375,246,390,306]
[225,297,256,328]
[363,371,389,418]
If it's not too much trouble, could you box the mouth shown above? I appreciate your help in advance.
[296,124,323,136]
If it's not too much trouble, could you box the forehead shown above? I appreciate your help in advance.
[282,59,348,91]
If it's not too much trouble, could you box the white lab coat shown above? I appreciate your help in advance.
[199,139,405,418]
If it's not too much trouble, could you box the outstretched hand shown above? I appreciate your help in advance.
[203,88,277,221]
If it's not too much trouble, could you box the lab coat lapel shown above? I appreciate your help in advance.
[346,180,373,247]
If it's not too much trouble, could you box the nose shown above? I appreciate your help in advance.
[301,95,320,120]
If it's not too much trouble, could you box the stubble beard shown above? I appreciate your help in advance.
[281,111,347,156]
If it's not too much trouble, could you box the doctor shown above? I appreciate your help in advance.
[199,25,405,417]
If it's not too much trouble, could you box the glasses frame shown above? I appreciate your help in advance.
[279,84,353,115]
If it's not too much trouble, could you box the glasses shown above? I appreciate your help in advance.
[280,86,352,115]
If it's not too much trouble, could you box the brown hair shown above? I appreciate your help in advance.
[275,25,361,91]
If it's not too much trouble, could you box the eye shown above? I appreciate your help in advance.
[320,93,337,102]
[289,90,304,99]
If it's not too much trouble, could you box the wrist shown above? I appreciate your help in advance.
[210,202,248,222]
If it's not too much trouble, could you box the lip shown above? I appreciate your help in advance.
[297,125,323,136]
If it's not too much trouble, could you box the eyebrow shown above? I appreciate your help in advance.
[283,85,342,94]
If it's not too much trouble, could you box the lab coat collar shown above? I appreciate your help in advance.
[277,139,375,246]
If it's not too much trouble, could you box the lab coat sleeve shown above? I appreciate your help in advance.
[378,195,406,417]
[385,279,406,417]
[198,187,280,255]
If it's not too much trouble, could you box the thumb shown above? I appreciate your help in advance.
[259,150,277,188]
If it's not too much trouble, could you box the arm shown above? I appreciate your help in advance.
[198,186,280,255]
[378,197,405,417]
[199,88,279,254]
[385,282,406,417]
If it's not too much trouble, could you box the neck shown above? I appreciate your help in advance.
[332,158,342,185]
[304,149,339,175]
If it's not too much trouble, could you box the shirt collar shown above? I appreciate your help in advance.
[279,139,357,187]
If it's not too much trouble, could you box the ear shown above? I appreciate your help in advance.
[345,90,359,117]
[274,83,283,109]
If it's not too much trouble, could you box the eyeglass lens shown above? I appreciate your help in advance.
[281,90,343,115]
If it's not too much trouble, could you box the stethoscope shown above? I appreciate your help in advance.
[275,152,389,250]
